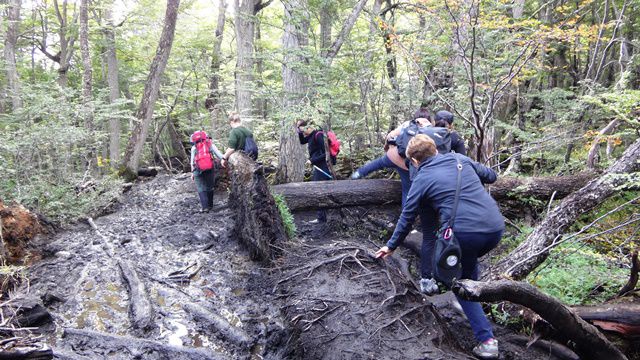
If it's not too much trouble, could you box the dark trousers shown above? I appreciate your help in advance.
[454,230,502,342]
[312,162,331,222]
[198,190,214,210]
[357,154,411,207]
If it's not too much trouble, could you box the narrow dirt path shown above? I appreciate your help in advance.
[22,173,576,359]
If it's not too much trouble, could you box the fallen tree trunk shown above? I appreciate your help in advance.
[573,303,640,336]
[227,152,288,262]
[489,138,640,280]
[452,279,628,360]
[118,260,154,332]
[270,173,595,211]
[62,328,223,360]
[183,302,252,346]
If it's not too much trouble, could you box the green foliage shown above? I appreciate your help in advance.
[272,193,297,239]
[528,243,627,305]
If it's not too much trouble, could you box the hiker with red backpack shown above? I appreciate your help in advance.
[190,130,224,213]
[296,120,340,224]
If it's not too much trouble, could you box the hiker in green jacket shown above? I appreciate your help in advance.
[221,112,255,167]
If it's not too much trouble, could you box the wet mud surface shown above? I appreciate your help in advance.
[23,173,575,359]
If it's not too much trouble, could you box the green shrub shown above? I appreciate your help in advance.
[272,193,297,239]
[528,243,627,305]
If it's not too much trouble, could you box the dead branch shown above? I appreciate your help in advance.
[615,250,639,298]
[452,279,628,360]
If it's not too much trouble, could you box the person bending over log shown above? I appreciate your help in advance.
[350,107,431,206]
[190,131,224,213]
[297,120,331,224]
[375,134,504,360]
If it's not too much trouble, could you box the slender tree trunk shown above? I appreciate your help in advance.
[205,0,226,140]
[319,2,332,55]
[52,0,78,88]
[122,0,180,176]
[4,0,22,111]
[79,0,93,136]
[323,0,368,65]
[104,5,121,166]
[234,0,256,119]
[490,138,640,280]
[276,0,308,184]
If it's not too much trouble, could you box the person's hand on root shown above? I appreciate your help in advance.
[221,159,227,168]
[375,246,394,259]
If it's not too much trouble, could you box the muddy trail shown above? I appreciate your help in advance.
[20,173,576,359]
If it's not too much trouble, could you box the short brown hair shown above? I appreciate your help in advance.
[228,112,241,123]
[406,134,437,162]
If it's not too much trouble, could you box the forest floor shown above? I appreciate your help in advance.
[17,173,579,359]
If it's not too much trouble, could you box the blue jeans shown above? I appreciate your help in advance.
[357,154,411,207]
[419,207,438,278]
[312,162,331,222]
[454,230,502,342]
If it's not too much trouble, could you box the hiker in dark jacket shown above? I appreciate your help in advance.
[221,112,253,167]
[434,110,466,155]
[375,134,504,360]
[297,120,331,224]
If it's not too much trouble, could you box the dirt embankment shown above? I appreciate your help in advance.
[3,173,577,359]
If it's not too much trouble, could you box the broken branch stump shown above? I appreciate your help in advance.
[227,152,288,262]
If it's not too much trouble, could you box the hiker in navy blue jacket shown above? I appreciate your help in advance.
[375,134,504,360]
[297,120,331,224]
[434,110,466,155]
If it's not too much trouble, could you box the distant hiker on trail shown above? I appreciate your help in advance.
[190,130,224,213]
[375,134,504,360]
[221,113,258,168]
[434,110,466,155]
[297,119,331,224]
[349,106,432,207]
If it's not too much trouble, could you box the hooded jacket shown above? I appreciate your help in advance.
[386,153,504,250]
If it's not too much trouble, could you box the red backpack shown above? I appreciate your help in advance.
[316,130,341,157]
[191,131,214,171]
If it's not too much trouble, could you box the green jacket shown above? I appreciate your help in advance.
[228,126,252,151]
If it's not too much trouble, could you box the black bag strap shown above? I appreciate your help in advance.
[448,154,463,228]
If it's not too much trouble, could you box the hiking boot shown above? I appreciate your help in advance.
[473,338,499,359]
[419,278,438,295]
[350,171,361,180]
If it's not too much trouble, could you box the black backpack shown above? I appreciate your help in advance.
[244,136,259,160]
[396,121,452,158]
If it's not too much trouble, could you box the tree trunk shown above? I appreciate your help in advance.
[122,0,180,177]
[382,5,400,132]
[490,138,640,280]
[4,0,22,111]
[204,0,227,134]
[227,152,288,262]
[452,279,628,360]
[79,0,93,142]
[52,0,78,88]
[587,119,620,170]
[104,5,121,166]
[276,0,308,184]
[234,0,256,119]
[271,173,595,211]
[573,303,640,336]
[323,0,369,64]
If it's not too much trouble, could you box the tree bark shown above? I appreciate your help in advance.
[122,0,180,176]
[276,0,309,184]
[4,0,22,111]
[52,0,78,87]
[79,0,93,141]
[587,119,620,170]
[271,173,595,211]
[452,279,628,360]
[228,152,288,262]
[104,5,121,166]
[490,138,640,280]
[204,0,227,134]
[382,2,400,131]
[572,303,640,336]
[234,0,256,119]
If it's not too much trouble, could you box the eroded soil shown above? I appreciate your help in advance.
[17,173,576,359]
